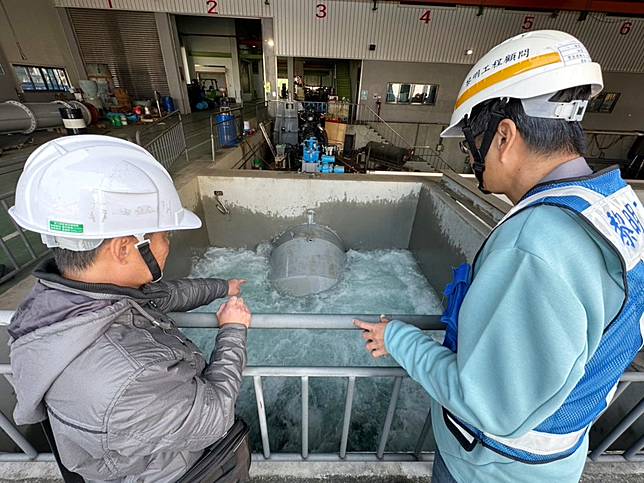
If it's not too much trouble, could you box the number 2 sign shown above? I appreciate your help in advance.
[207,0,218,15]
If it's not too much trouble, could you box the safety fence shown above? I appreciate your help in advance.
[0,311,642,466]
[0,192,49,286]
[135,111,188,173]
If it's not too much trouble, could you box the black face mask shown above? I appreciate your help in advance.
[461,100,509,194]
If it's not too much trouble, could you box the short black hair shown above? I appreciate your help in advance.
[52,241,109,275]
[467,85,592,157]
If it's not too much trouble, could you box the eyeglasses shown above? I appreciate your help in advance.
[459,140,470,155]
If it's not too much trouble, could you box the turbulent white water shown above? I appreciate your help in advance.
[183,245,444,453]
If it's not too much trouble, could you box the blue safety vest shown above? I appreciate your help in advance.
[441,167,644,464]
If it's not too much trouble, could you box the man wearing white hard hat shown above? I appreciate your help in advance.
[356,30,643,482]
[7,135,252,482]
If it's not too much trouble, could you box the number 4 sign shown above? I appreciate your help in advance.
[420,10,432,24]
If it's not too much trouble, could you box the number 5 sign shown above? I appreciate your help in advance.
[522,15,534,30]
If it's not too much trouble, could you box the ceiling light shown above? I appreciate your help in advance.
[267,39,275,47]
[465,49,474,56]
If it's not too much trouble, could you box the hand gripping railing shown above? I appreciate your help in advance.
[0,311,642,465]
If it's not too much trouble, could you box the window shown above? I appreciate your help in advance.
[13,65,71,92]
[386,82,438,105]
[587,92,620,114]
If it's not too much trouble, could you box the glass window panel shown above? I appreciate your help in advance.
[27,67,47,90]
[56,69,71,89]
[13,66,34,91]
[424,85,438,105]
[398,84,411,103]
[41,69,57,90]
[386,83,399,103]
[410,84,426,104]
[45,68,61,90]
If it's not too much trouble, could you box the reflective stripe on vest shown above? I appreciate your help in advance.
[442,167,644,464]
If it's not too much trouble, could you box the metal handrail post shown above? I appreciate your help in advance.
[339,376,356,459]
[253,375,271,459]
[0,410,38,459]
[301,376,309,459]
[589,398,644,460]
[377,376,403,459]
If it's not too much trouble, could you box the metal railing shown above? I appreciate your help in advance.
[135,111,188,173]
[0,192,49,286]
[411,146,456,173]
[0,311,642,465]
[585,129,644,179]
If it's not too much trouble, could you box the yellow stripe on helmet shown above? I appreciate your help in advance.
[455,52,562,110]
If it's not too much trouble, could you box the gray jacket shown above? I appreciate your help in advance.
[8,260,247,482]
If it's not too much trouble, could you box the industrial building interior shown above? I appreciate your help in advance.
[0,0,642,482]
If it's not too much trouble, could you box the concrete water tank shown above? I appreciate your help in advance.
[270,210,346,297]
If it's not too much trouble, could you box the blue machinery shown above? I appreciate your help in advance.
[302,137,345,174]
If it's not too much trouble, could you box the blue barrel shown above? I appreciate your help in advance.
[162,96,175,113]
[216,113,238,147]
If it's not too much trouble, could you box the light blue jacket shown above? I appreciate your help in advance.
[386,201,625,482]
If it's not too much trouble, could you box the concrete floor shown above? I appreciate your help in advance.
[1,460,643,483]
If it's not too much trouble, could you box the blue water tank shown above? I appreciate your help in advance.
[162,96,175,113]
[216,113,238,147]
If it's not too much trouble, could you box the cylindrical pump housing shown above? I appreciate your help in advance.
[270,220,346,297]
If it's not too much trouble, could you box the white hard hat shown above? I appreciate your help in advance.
[9,135,202,252]
[441,30,603,138]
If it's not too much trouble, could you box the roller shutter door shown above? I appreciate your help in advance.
[68,8,168,99]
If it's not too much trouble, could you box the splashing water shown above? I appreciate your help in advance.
[182,245,444,453]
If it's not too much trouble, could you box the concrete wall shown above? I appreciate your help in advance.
[156,13,191,113]
[196,172,422,251]
[0,0,81,102]
[360,60,470,125]
[360,59,644,170]
[0,45,17,101]
[584,71,644,132]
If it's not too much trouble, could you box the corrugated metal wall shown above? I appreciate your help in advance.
[273,1,643,72]
[55,0,272,18]
[68,8,168,98]
[56,0,644,73]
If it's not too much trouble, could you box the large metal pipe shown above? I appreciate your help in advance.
[0,101,36,134]
[0,100,91,135]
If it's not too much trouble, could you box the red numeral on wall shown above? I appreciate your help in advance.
[419,10,432,24]
[522,15,534,30]
[207,0,218,15]
[620,21,632,35]
[316,3,327,19]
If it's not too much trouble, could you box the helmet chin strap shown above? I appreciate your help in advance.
[462,99,509,194]
[134,235,163,283]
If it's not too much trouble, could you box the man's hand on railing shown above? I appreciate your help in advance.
[217,296,252,328]
[354,316,390,358]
